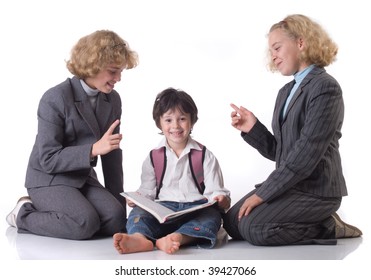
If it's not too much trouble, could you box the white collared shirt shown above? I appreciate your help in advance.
[137,137,230,202]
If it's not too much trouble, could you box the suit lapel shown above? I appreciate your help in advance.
[70,77,101,139]
[276,80,295,126]
[75,101,101,139]
[282,84,300,123]
[281,67,324,124]
[96,93,113,132]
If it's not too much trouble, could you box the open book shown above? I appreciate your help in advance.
[121,191,217,223]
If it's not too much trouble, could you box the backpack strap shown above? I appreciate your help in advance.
[150,146,167,199]
[189,143,206,194]
[150,142,206,198]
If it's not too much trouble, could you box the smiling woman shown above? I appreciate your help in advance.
[223,14,362,246]
[67,30,138,93]
[5,30,139,241]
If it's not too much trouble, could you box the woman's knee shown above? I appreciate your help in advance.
[238,217,278,246]
[71,211,101,240]
[222,208,244,240]
[223,212,265,244]
[103,207,127,235]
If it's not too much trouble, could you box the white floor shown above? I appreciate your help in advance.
[2,225,365,261]
[1,217,369,280]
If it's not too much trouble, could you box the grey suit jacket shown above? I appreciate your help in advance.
[242,66,347,201]
[25,76,123,198]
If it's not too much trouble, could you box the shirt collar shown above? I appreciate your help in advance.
[157,136,201,155]
[80,79,100,97]
[294,64,315,84]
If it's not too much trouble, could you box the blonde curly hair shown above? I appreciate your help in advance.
[267,14,338,72]
[66,30,138,79]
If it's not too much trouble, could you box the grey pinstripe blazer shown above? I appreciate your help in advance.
[242,66,347,202]
[25,76,123,197]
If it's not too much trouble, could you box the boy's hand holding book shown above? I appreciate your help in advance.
[214,195,231,210]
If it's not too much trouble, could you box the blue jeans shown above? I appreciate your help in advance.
[127,200,222,248]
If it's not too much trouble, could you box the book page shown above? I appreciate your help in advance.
[122,192,175,222]
[121,192,216,223]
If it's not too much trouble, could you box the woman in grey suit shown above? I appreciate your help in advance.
[6,30,138,239]
[223,14,362,245]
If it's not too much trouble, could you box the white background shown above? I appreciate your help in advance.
[0,0,370,278]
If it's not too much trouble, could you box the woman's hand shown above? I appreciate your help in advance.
[91,120,122,157]
[238,194,263,220]
[230,103,257,133]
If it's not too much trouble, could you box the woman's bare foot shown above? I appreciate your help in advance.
[113,233,154,254]
[156,233,182,254]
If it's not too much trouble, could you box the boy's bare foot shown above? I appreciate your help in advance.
[113,233,154,254]
[156,233,184,254]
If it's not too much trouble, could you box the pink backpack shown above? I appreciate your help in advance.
[150,143,206,199]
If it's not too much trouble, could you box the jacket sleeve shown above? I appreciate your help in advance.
[242,75,344,202]
[241,119,277,161]
[36,89,93,174]
[100,91,124,202]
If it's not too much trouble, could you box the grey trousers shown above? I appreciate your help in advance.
[223,188,341,245]
[17,183,126,240]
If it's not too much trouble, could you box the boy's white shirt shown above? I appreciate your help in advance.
[137,137,230,202]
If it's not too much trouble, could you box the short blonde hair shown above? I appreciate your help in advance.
[267,14,338,72]
[66,30,138,78]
